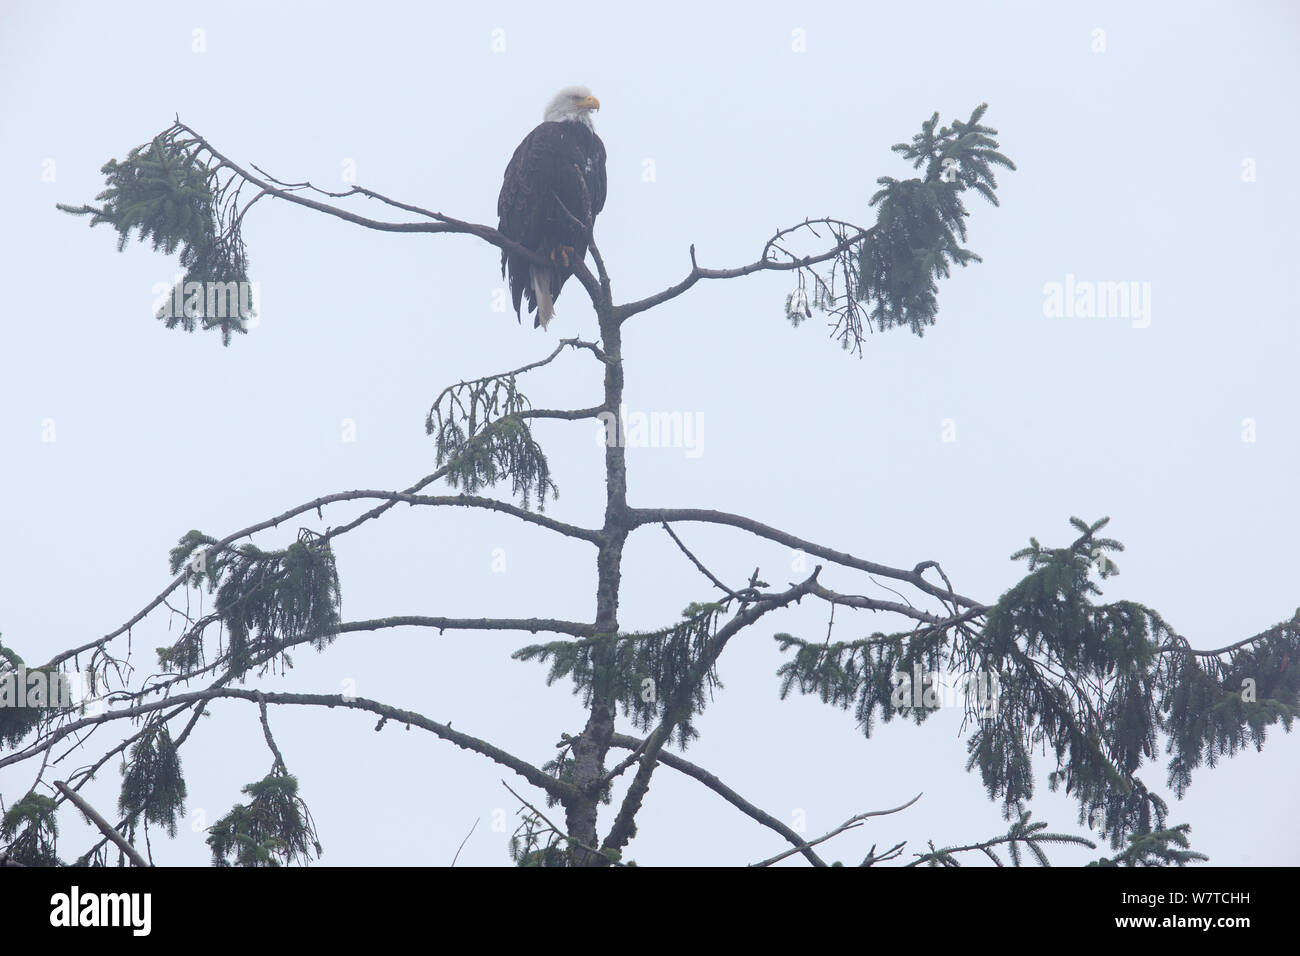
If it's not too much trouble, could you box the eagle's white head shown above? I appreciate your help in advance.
[544,86,601,128]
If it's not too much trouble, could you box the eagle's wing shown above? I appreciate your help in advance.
[554,127,606,227]
[588,133,607,218]
[497,124,559,317]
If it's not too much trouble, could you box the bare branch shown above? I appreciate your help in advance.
[809,581,987,628]
[255,693,288,775]
[609,732,829,867]
[19,690,578,804]
[614,220,874,322]
[861,841,908,866]
[660,523,740,600]
[633,507,987,611]
[450,818,479,867]
[54,781,149,868]
[750,793,923,868]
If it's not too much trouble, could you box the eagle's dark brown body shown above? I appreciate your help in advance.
[497,119,607,328]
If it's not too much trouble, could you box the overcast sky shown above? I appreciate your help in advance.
[2,0,1297,866]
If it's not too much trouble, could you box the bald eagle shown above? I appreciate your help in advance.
[497,86,606,329]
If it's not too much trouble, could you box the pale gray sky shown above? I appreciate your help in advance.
[1,0,1297,865]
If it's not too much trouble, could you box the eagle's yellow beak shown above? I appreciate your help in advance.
[578,94,601,111]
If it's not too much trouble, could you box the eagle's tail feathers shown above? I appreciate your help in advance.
[531,267,554,330]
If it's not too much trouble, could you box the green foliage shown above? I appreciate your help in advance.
[168,529,217,580]
[206,773,321,867]
[535,738,612,810]
[118,724,188,839]
[785,284,813,327]
[774,619,952,737]
[514,603,725,749]
[57,125,253,344]
[0,638,72,748]
[774,516,1300,859]
[858,103,1015,336]
[0,793,61,866]
[508,811,569,867]
[0,640,42,749]
[1162,611,1300,799]
[427,372,557,511]
[510,839,568,867]
[507,810,633,867]
[164,529,341,678]
[912,809,1094,867]
[1088,823,1209,867]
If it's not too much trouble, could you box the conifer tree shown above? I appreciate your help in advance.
[2,105,1296,867]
